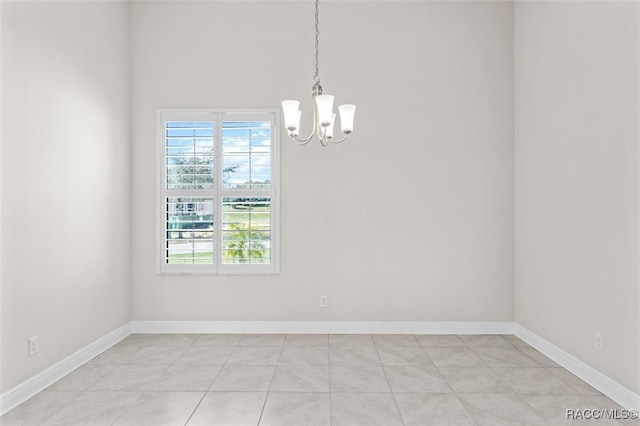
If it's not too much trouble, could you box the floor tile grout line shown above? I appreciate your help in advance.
[371,335,407,426]
[29,389,84,426]
[255,339,281,425]
[256,388,271,425]
[512,389,552,423]
[489,365,533,398]
[182,390,209,426]
[455,394,482,426]
[107,392,146,426]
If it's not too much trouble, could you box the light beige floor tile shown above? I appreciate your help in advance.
[501,335,531,348]
[331,392,403,426]
[49,364,116,391]
[278,346,329,366]
[547,368,602,395]
[473,347,541,367]
[117,334,159,346]
[586,394,640,425]
[372,334,420,346]
[329,334,374,346]
[518,347,560,367]
[424,347,485,367]
[284,334,328,346]
[416,335,466,347]
[586,394,623,408]
[330,366,390,392]
[459,334,513,347]
[384,366,452,393]
[9,333,634,426]
[149,334,200,347]
[113,391,204,426]
[458,392,547,426]
[88,345,141,365]
[270,366,330,392]
[329,346,381,366]
[618,415,640,425]
[126,345,189,365]
[226,345,281,365]
[395,393,476,426]
[89,365,168,391]
[522,394,619,425]
[41,391,141,426]
[209,365,275,391]
[439,367,512,393]
[151,365,222,391]
[194,334,243,346]
[260,392,330,426]
[494,368,578,395]
[174,345,234,365]
[237,334,285,346]
[376,346,434,366]
[0,391,79,426]
[186,391,267,426]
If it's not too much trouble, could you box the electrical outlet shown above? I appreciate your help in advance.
[320,295,328,308]
[28,336,40,357]
[595,332,604,352]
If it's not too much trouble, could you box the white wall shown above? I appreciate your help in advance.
[0,0,5,396]
[514,1,640,393]
[131,1,515,321]
[0,1,131,392]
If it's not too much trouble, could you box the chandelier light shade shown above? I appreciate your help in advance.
[282,100,301,130]
[338,104,356,133]
[281,0,356,146]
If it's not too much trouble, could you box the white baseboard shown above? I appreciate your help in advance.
[130,320,516,335]
[515,324,640,412]
[0,323,131,416]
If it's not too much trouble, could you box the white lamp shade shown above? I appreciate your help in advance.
[324,113,336,139]
[282,100,300,130]
[338,104,356,133]
[315,95,334,126]
[292,110,302,136]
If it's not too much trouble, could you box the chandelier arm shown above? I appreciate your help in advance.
[319,125,329,146]
[327,132,351,144]
[290,131,315,144]
[288,98,319,144]
[290,135,313,145]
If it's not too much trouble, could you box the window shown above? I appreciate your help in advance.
[157,110,279,275]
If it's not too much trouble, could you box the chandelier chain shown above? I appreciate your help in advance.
[314,0,320,84]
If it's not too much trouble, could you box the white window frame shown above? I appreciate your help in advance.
[156,108,280,275]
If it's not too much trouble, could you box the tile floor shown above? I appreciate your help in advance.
[1,334,638,425]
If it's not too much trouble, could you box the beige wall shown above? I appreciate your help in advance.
[0,1,131,392]
[130,1,515,322]
[514,1,640,393]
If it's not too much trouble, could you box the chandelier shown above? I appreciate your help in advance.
[281,0,356,146]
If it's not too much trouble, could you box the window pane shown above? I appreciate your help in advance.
[222,197,271,264]
[166,197,214,264]
[222,121,271,189]
[166,121,214,190]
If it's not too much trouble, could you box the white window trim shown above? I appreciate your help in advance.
[156,108,280,275]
